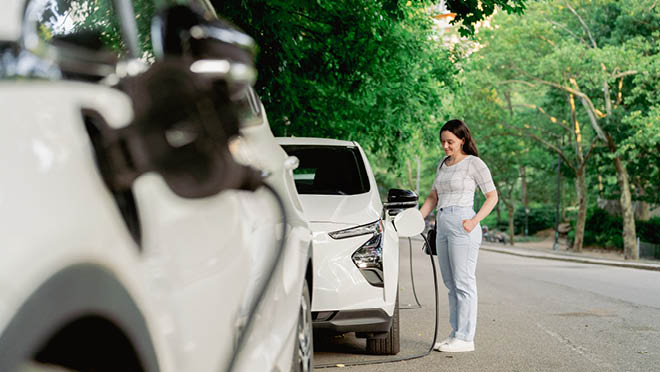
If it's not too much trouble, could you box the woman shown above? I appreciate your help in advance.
[420,119,498,353]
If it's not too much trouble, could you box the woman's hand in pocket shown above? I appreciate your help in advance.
[462,218,478,233]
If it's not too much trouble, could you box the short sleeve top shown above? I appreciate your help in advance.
[432,155,496,209]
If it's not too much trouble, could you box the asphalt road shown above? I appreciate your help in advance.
[313,238,660,372]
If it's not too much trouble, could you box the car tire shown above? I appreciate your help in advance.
[291,280,314,372]
[366,292,400,355]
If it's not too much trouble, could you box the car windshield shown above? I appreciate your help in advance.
[281,145,370,195]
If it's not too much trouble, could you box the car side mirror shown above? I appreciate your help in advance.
[383,188,419,216]
[22,0,138,81]
[393,208,425,238]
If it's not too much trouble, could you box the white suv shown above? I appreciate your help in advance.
[277,137,423,355]
[0,1,313,372]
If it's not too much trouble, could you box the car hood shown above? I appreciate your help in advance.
[298,192,381,226]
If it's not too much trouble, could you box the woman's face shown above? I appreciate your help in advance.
[441,130,465,157]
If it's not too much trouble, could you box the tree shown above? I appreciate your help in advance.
[444,0,528,36]
[451,65,535,244]
[464,0,659,259]
[212,0,458,190]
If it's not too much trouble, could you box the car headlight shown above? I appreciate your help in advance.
[351,234,382,268]
[351,233,384,287]
[328,220,382,240]
[329,220,385,287]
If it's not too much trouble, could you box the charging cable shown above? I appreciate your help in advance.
[315,233,439,369]
[399,237,423,310]
[225,182,288,372]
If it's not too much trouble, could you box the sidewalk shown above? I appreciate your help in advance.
[481,236,660,272]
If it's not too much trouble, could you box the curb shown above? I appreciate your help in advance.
[481,244,660,272]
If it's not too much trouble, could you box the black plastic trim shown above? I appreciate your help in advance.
[0,264,160,372]
[312,308,392,334]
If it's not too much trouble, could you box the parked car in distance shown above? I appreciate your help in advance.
[0,1,313,372]
[277,137,424,355]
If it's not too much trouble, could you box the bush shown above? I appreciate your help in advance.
[495,220,510,231]
[581,207,623,249]
[513,206,556,235]
[579,208,660,250]
[638,217,660,244]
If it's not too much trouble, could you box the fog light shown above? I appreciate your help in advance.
[351,233,384,287]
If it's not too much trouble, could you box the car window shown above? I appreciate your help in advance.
[281,145,370,195]
[29,0,126,55]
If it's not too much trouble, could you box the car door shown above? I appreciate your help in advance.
[19,1,266,370]
[132,175,256,372]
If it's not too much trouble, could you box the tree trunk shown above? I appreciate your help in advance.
[612,155,638,259]
[638,201,650,221]
[570,92,586,253]
[573,168,587,252]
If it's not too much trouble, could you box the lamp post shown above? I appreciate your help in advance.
[553,152,561,251]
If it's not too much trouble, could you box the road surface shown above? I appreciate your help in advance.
[313,238,660,372]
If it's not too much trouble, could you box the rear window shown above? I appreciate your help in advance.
[281,145,370,195]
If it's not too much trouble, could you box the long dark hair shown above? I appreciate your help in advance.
[440,119,479,157]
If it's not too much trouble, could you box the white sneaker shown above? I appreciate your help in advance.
[438,338,475,352]
[433,337,453,350]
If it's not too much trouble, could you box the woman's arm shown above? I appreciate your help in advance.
[462,190,498,233]
[420,188,438,219]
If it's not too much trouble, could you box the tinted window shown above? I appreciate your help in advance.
[30,0,124,54]
[281,145,370,195]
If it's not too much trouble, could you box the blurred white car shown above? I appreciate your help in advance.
[0,1,313,372]
[277,137,423,355]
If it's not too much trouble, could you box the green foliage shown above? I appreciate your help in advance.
[445,0,527,36]
[573,208,660,250]
[212,0,459,191]
[638,217,660,245]
[456,0,659,251]
[583,208,623,249]
[37,0,156,58]
[513,206,556,235]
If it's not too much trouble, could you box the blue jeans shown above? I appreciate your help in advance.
[436,206,481,342]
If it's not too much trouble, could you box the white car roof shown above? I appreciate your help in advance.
[276,137,357,147]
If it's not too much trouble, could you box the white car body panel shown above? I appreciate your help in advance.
[0,79,311,372]
[229,103,313,372]
[0,81,176,371]
[276,137,399,320]
[300,193,381,225]
[0,0,22,41]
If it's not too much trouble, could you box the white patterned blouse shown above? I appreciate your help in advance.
[432,155,496,209]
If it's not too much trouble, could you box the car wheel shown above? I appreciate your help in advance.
[291,280,314,372]
[366,292,400,355]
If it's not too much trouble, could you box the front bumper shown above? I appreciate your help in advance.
[309,221,399,318]
[312,308,392,333]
